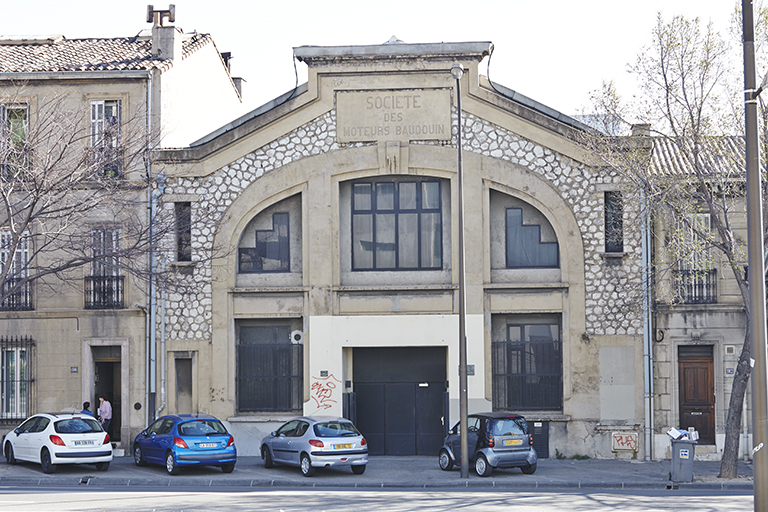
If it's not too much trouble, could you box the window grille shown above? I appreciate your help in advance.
[492,323,562,411]
[86,228,123,309]
[236,324,302,412]
[1,335,33,420]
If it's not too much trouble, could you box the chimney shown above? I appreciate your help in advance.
[631,124,651,137]
[147,5,180,59]
[232,77,245,99]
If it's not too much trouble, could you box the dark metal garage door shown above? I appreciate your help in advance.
[353,347,446,456]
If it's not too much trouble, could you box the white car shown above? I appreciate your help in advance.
[3,413,112,473]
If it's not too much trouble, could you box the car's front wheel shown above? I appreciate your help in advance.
[521,462,537,474]
[40,448,56,474]
[95,461,110,471]
[165,451,180,475]
[262,445,274,468]
[351,464,366,475]
[438,449,453,471]
[474,454,492,477]
[221,463,235,473]
[133,445,147,467]
[4,443,16,465]
[300,453,315,477]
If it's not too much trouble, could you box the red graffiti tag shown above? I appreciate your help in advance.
[311,374,342,410]
[612,433,638,451]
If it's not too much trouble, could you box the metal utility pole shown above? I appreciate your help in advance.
[742,1,768,509]
[451,63,469,479]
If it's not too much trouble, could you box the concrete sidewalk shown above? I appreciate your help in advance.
[0,455,754,490]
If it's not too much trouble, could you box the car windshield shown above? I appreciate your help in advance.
[55,417,103,434]
[313,421,361,438]
[178,419,228,436]
[490,417,527,436]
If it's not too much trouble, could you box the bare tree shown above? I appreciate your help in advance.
[0,85,178,309]
[582,13,757,478]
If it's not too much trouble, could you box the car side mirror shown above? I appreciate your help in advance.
[270,431,277,437]
[141,430,148,437]
[14,428,20,436]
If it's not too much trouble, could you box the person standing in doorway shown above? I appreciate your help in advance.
[98,395,112,435]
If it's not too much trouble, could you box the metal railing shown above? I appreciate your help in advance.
[84,275,124,309]
[0,278,32,311]
[673,269,718,304]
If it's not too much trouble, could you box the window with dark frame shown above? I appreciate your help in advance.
[604,191,624,253]
[238,212,290,273]
[175,202,192,262]
[492,322,562,411]
[505,207,559,268]
[1,335,33,420]
[352,180,442,271]
[86,228,124,309]
[89,99,121,178]
[236,323,302,412]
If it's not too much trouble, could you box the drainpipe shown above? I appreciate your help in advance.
[641,189,655,460]
[144,71,153,427]
[148,173,166,423]
[155,256,167,418]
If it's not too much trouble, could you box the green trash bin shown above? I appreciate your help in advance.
[670,439,697,482]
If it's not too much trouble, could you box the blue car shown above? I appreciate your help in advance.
[132,414,236,475]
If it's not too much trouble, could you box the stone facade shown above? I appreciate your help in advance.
[153,41,648,459]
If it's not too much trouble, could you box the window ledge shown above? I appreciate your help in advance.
[232,286,307,294]
[484,282,569,291]
[334,284,456,292]
[600,252,627,259]
[170,261,196,267]
[515,413,571,422]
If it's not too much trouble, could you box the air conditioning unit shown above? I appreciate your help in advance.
[290,331,304,344]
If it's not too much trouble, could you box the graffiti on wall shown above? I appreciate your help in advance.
[611,432,638,452]
[310,373,342,410]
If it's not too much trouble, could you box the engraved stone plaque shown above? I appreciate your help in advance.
[336,89,451,143]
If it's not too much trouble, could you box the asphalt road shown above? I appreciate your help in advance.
[0,488,754,512]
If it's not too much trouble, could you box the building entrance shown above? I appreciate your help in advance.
[678,345,715,444]
[93,346,121,442]
[353,347,446,455]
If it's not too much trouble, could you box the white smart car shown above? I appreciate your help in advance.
[3,412,112,473]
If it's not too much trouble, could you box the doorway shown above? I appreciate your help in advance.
[353,347,446,456]
[93,346,121,442]
[678,345,715,444]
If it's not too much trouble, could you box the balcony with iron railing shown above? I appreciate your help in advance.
[672,269,718,304]
[84,275,124,309]
[0,278,32,311]
[89,145,123,178]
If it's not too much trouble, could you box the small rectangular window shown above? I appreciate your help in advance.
[175,202,192,262]
[1,104,30,177]
[604,191,624,253]
[0,231,32,311]
[89,99,121,177]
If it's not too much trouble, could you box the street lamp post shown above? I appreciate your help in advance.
[451,63,469,479]
[742,1,768,509]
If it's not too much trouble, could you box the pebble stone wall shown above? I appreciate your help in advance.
[160,100,643,340]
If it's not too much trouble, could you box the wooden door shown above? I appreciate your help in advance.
[678,348,715,444]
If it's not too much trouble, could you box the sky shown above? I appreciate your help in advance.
[1,0,741,117]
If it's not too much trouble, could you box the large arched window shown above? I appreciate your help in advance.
[237,195,301,276]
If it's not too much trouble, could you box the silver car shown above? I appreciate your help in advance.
[439,412,537,476]
[260,416,368,476]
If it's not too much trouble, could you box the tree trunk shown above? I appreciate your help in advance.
[719,328,752,478]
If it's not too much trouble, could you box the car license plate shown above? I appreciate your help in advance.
[334,444,352,449]
[199,443,217,448]
[503,439,523,446]
[74,440,94,446]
